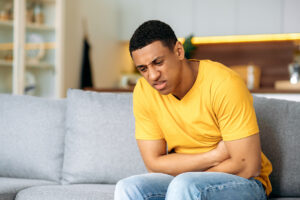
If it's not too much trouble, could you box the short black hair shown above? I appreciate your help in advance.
[129,20,178,56]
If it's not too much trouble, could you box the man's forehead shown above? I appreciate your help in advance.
[132,41,168,65]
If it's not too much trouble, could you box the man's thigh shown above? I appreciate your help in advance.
[166,172,267,200]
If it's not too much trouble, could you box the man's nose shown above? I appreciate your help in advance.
[148,67,160,81]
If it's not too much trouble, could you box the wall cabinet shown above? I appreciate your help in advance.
[118,0,300,40]
[0,0,64,98]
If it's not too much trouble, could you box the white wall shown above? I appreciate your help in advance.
[64,0,121,96]
[64,0,81,95]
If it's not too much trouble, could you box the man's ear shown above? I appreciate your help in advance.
[174,41,185,60]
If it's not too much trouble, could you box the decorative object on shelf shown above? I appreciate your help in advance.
[80,18,93,89]
[33,2,44,24]
[247,65,255,90]
[0,1,13,21]
[230,64,261,90]
[0,50,12,64]
[288,42,300,84]
[183,34,196,59]
[26,33,45,64]
[288,62,300,84]
[4,50,13,61]
[24,71,36,95]
[119,73,141,88]
[26,1,34,23]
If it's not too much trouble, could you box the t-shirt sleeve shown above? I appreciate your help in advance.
[212,75,259,141]
[133,79,164,140]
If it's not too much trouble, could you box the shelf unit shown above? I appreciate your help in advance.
[0,0,65,98]
[0,20,13,28]
[0,59,13,67]
[0,59,54,69]
[27,23,55,31]
[0,20,55,31]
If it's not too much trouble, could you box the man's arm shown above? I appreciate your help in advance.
[205,133,261,179]
[137,139,230,176]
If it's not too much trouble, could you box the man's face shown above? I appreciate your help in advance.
[131,41,184,95]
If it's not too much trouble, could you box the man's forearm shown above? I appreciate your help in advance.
[149,150,223,176]
[205,135,262,179]
[138,140,230,176]
[205,158,260,179]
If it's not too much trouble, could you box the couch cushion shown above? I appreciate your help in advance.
[270,198,300,200]
[0,177,57,200]
[253,95,300,197]
[62,89,146,184]
[15,184,115,200]
[0,94,66,182]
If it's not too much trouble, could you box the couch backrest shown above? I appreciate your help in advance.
[0,94,66,182]
[2,91,298,196]
[253,95,300,197]
[61,89,147,184]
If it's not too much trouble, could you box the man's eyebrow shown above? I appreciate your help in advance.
[152,56,164,62]
[136,56,164,69]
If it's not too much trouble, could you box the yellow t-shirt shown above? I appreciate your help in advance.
[133,59,272,196]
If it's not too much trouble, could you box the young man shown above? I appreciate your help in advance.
[114,20,272,200]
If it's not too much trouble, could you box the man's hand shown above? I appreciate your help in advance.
[211,140,230,165]
[137,139,230,176]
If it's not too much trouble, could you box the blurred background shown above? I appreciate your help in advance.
[0,0,300,100]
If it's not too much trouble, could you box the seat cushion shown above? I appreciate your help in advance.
[0,177,57,200]
[62,89,146,184]
[253,96,300,197]
[15,184,115,200]
[0,94,66,182]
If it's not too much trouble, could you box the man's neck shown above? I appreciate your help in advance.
[172,59,199,100]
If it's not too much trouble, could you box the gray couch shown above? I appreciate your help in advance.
[0,89,299,200]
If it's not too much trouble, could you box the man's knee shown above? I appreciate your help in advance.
[168,172,194,189]
[166,172,222,199]
[115,173,173,200]
[166,172,201,199]
[114,175,144,200]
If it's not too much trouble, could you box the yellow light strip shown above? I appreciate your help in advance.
[179,33,300,44]
[0,42,56,51]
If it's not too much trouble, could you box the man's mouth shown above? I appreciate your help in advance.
[153,81,167,90]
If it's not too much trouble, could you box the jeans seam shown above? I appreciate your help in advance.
[144,193,165,200]
[196,180,266,200]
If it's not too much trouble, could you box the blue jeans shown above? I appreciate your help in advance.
[114,172,267,200]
